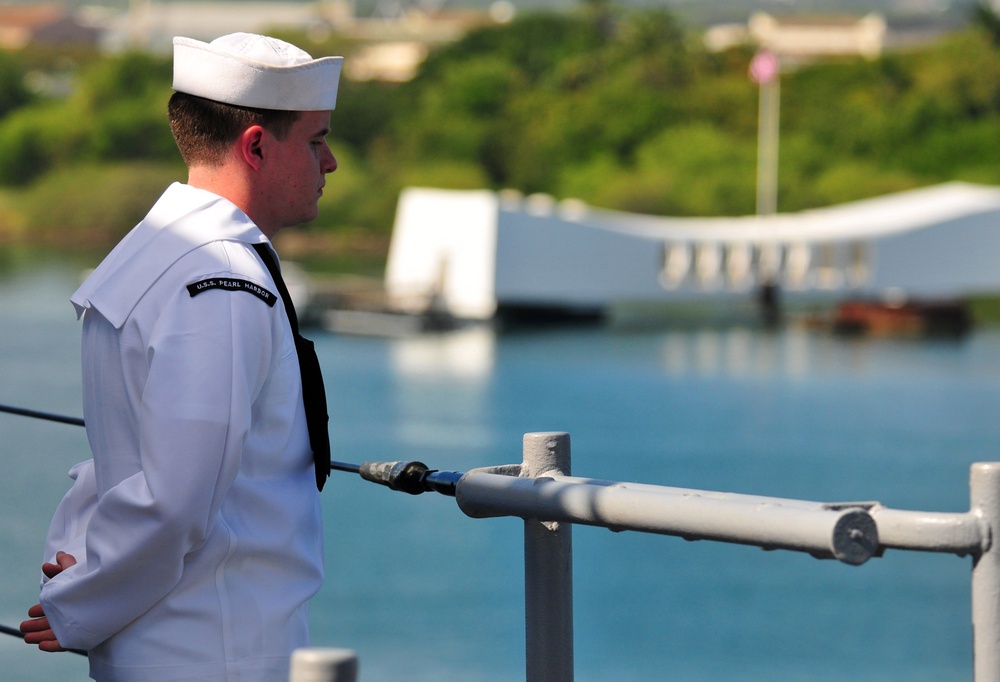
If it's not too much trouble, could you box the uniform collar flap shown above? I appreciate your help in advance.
[71,183,267,326]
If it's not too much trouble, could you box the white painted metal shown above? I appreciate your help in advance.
[869,506,987,556]
[451,435,1000,681]
[971,463,1000,682]
[317,432,1000,681]
[521,433,574,682]
[457,471,878,565]
[383,183,1000,319]
[289,648,358,682]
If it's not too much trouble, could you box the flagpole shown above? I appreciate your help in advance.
[750,49,782,325]
[751,49,780,217]
[757,76,779,216]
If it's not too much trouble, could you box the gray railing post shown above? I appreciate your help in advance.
[971,463,1000,682]
[522,432,574,682]
[289,648,358,682]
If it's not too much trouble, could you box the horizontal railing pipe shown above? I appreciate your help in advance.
[869,506,987,556]
[455,472,878,566]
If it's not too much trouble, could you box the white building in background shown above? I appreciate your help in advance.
[748,12,887,60]
[383,182,1000,321]
[705,11,888,63]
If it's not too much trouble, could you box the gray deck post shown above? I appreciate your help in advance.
[289,648,358,682]
[522,432,574,682]
[972,463,1000,682]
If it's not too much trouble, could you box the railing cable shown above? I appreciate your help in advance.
[0,405,427,496]
[0,403,84,427]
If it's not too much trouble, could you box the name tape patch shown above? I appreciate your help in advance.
[187,278,277,307]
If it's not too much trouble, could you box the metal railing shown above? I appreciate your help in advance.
[0,404,988,681]
[295,431,1000,682]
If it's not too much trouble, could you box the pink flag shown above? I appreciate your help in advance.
[749,50,780,84]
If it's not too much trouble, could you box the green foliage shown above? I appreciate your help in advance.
[399,55,526,175]
[0,52,32,120]
[559,123,757,215]
[810,161,922,208]
[0,103,86,185]
[966,293,1000,325]
[72,52,174,161]
[314,145,399,234]
[417,13,606,86]
[890,28,1000,137]
[397,160,490,191]
[0,51,174,185]
[330,79,404,156]
[782,57,910,158]
[17,161,184,247]
[75,51,172,111]
[974,0,1000,45]
[892,116,1000,178]
[88,96,176,160]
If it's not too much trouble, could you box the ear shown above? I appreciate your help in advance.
[238,126,267,171]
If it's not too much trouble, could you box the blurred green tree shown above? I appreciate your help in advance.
[0,52,32,120]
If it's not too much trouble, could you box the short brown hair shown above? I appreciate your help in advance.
[168,92,301,166]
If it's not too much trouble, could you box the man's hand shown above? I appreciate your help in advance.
[20,551,77,652]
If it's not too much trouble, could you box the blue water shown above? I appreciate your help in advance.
[2,258,997,680]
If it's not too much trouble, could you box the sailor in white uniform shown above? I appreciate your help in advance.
[20,33,343,682]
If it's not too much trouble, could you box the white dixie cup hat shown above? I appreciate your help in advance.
[172,32,344,111]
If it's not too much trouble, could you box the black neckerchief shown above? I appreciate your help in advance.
[252,243,330,491]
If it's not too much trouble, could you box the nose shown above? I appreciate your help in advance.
[322,144,337,174]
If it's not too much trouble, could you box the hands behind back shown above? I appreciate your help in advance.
[20,551,77,652]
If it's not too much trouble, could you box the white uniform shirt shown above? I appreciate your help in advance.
[40,183,324,682]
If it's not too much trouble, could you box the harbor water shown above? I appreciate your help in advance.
[2,258,997,680]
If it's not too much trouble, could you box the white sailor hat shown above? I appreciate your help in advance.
[172,32,343,111]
